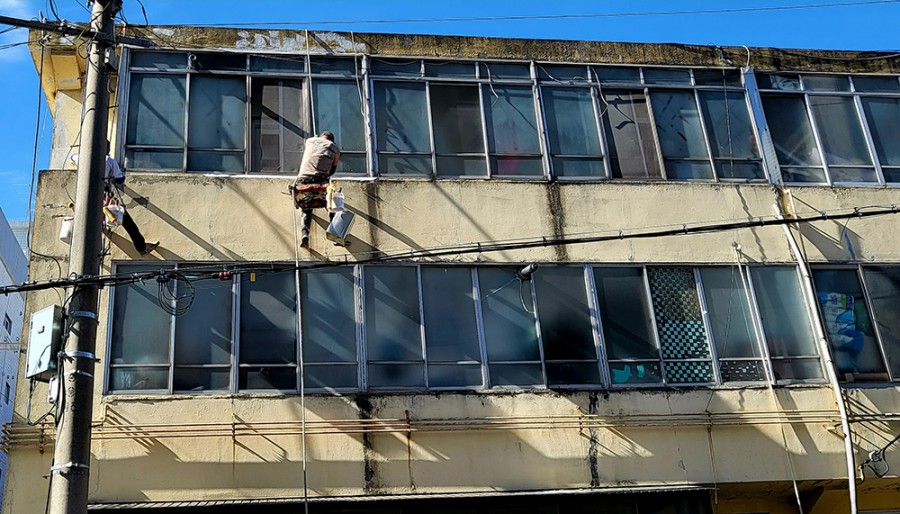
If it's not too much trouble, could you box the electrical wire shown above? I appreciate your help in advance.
[174,0,900,28]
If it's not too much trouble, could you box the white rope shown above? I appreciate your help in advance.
[291,178,309,514]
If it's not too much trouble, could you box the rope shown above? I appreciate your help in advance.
[291,188,310,514]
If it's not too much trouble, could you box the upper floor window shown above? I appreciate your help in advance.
[107,262,825,394]
[758,73,900,185]
[2,314,10,334]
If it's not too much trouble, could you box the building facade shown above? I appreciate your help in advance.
[3,27,900,513]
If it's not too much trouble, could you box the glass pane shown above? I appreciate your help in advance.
[602,90,663,180]
[780,167,827,183]
[643,69,691,85]
[812,269,886,378]
[305,364,357,389]
[364,267,423,362]
[426,62,475,78]
[239,367,296,390]
[608,361,662,385]
[478,268,541,362]
[109,367,168,391]
[428,364,482,388]
[829,167,878,183]
[595,67,641,85]
[131,51,187,70]
[552,157,604,178]
[491,157,544,177]
[479,63,531,80]
[313,80,366,153]
[803,75,850,91]
[489,364,543,387]
[241,271,297,365]
[188,76,246,150]
[651,91,711,176]
[665,161,713,180]
[853,76,900,92]
[374,82,430,153]
[192,53,245,71]
[751,267,822,380]
[421,268,480,362]
[371,59,420,77]
[594,268,658,361]
[301,268,356,363]
[539,65,589,82]
[110,265,172,365]
[861,97,900,166]
[126,75,186,146]
[251,79,306,173]
[431,84,485,156]
[125,149,183,170]
[187,151,244,172]
[309,57,358,76]
[378,155,433,175]
[694,69,742,87]
[545,362,599,386]
[647,268,713,383]
[757,73,801,90]
[484,86,541,155]
[719,360,766,382]
[699,268,761,359]
[250,55,304,73]
[543,87,602,157]
[809,96,872,166]
[714,161,765,181]
[175,279,232,366]
[771,358,823,381]
[883,168,900,183]
[335,153,367,176]
[862,267,900,377]
[697,91,761,165]
[368,364,425,388]
[173,368,230,392]
[534,268,596,361]
[436,156,487,177]
[761,95,823,167]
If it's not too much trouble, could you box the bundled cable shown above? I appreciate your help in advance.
[156,271,195,316]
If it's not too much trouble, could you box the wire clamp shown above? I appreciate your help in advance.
[51,462,90,474]
[618,230,624,239]
[64,369,94,379]
[62,351,99,362]
[69,310,96,320]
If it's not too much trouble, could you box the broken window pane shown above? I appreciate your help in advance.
[647,268,714,384]
[751,267,822,381]
[313,79,366,175]
[110,265,172,367]
[812,269,886,380]
[697,91,764,181]
[250,78,306,173]
[699,268,765,382]
[484,85,542,177]
[862,267,900,378]
[126,75,186,148]
[542,87,603,177]
[602,90,663,179]
[364,267,424,388]
[430,84,486,177]
[478,268,542,386]
[302,268,357,365]
[809,96,873,172]
[241,271,297,368]
[651,91,713,180]
[533,267,599,385]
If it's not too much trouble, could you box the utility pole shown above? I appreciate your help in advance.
[48,1,120,513]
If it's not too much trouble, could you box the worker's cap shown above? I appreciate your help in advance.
[321,131,335,140]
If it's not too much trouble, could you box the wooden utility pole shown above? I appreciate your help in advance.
[48,1,120,513]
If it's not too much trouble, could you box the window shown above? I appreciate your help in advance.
[542,86,604,177]
[250,78,307,172]
[759,73,900,185]
[4,382,9,405]
[810,266,900,383]
[374,81,432,175]
[108,263,826,393]
[483,85,543,176]
[651,91,713,180]
[2,314,10,334]
[431,84,487,176]
[602,90,662,179]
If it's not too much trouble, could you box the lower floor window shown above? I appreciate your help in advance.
[107,262,833,394]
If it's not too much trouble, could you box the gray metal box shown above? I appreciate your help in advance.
[326,210,355,247]
[26,305,63,381]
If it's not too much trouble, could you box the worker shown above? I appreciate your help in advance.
[103,144,159,256]
[292,131,340,247]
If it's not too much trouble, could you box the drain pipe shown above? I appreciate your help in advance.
[775,191,858,514]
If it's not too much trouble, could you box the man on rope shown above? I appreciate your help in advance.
[291,131,341,248]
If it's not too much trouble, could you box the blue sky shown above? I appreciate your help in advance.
[0,0,898,221]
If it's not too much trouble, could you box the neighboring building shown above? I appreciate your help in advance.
[3,26,900,513]
[7,221,30,258]
[0,207,27,510]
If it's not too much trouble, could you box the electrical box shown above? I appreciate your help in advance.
[26,305,63,381]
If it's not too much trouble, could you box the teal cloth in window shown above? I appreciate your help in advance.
[818,291,864,373]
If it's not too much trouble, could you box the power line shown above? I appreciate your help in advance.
[171,0,900,28]
[1,204,896,296]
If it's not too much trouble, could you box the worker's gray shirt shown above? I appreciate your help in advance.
[297,137,340,178]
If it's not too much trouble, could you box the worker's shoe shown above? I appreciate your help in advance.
[300,236,309,248]
[141,241,160,256]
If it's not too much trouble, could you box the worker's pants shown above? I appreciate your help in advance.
[121,211,147,253]
[300,209,335,240]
